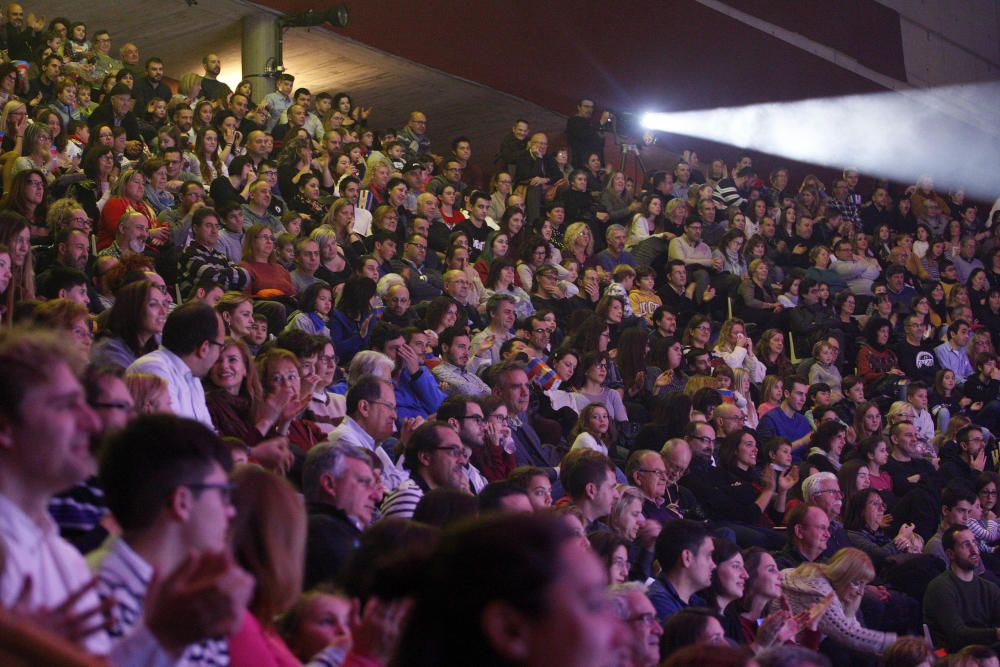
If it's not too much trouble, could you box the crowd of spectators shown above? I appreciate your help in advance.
[4,4,1000,667]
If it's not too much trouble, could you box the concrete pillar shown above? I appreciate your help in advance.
[241,13,279,102]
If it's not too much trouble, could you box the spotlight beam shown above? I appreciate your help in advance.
[642,83,1000,199]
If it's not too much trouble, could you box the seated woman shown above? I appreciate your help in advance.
[702,538,750,642]
[529,264,572,322]
[482,256,533,319]
[586,531,630,585]
[684,428,796,540]
[283,281,333,338]
[738,259,783,328]
[515,233,548,293]
[568,351,628,424]
[755,329,794,379]
[311,225,354,290]
[254,347,325,454]
[781,548,897,657]
[328,275,377,365]
[473,229,510,286]
[240,224,295,299]
[713,318,767,383]
[732,547,804,650]
[203,337,296,473]
[844,488,924,571]
[645,335,688,397]
[96,168,160,251]
[91,280,168,369]
[626,193,666,249]
[804,420,848,474]
[857,317,905,398]
[607,485,658,581]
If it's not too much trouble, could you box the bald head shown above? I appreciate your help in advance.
[714,404,743,436]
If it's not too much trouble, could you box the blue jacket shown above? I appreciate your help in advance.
[394,366,446,421]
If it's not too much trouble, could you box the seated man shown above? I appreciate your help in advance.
[176,207,251,298]
[773,504,830,569]
[646,520,715,621]
[370,322,446,420]
[381,420,466,519]
[560,449,620,532]
[95,414,244,663]
[301,443,381,588]
[923,525,1000,652]
[433,325,491,396]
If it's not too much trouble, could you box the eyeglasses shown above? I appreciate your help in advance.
[690,435,715,444]
[207,339,226,349]
[184,482,236,504]
[814,489,843,498]
[627,613,658,627]
[488,414,510,424]
[434,445,464,458]
[460,415,484,424]
[367,399,397,412]
[638,468,668,478]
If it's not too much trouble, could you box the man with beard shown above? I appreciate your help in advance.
[923,525,1000,652]
[434,326,491,396]
[199,53,233,103]
[381,420,466,519]
[98,211,151,260]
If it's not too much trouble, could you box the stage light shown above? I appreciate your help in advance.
[279,4,349,29]
[640,83,1000,199]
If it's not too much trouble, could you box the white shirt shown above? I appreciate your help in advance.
[0,493,173,664]
[326,416,410,492]
[128,347,214,430]
[351,207,374,236]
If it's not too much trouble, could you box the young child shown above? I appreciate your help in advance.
[629,264,662,325]
[276,232,297,270]
[65,22,93,63]
[808,340,842,402]
[604,264,636,319]
[278,590,353,665]
[75,82,97,117]
[65,119,89,164]
[907,381,936,450]
[285,282,332,338]
[248,313,270,354]
[558,257,580,298]
[968,497,1000,555]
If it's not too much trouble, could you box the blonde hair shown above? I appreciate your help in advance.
[820,547,875,618]
[684,374,719,396]
[563,222,593,256]
[608,485,644,537]
[124,372,169,414]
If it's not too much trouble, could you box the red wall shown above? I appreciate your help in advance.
[259,1,910,188]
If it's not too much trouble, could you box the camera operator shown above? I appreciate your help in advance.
[566,98,612,169]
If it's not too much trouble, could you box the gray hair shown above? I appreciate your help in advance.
[347,350,394,386]
[605,224,626,242]
[607,581,650,621]
[801,471,838,500]
[376,273,405,299]
[302,442,373,503]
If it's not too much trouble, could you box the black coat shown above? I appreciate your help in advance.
[303,502,362,589]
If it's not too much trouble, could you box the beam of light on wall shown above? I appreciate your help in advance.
[641,82,1000,199]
